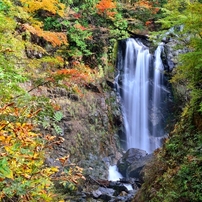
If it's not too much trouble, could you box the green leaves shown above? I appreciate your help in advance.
[0,56,27,101]
[134,1,202,202]
[53,111,63,122]
[0,0,11,12]
[0,158,13,179]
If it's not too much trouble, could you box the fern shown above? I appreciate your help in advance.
[53,123,63,135]
[53,111,63,122]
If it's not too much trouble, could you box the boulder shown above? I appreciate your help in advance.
[127,153,154,180]
[108,181,129,196]
[92,187,115,201]
[117,148,147,177]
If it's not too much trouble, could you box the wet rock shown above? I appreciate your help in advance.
[106,79,115,88]
[108,181,129,195]
[92,189,102,198]
[93,187,115,200]
[127,153,154,180]
[117,127,127,150]
[117,148,147,177]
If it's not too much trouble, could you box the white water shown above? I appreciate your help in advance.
[109,38,166,187]
[122,38,151,152]
[108,165,133,191]
[108,165,123,181]
[117,38,165,153]
[151,43,165,149]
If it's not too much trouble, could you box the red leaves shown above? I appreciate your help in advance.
[55,68,92,85]
[54,62,94,86]
[72,13,81,19]
[145,20,152,27]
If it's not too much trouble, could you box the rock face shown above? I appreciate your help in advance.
[127,153,153,179]
[117,148,148,177]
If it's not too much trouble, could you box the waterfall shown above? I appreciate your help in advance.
[116,38,167,153]
[151,43,165,150]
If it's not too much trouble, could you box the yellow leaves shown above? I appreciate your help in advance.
[20,0,65,17]
[22,173,32,179]
[50,167,59,173]
[0,102,86,200]
[0,122,9,131]
[64,166,86,184]
[0,104,38,122]
[54,164,86,188]
[0,103,60,200]
[23,23,68,47]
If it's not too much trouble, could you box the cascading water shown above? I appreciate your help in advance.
[108,38,171,188]
[116,38,167,153]
[151,43,165,150]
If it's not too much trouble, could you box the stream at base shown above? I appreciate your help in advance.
[108,165,133,191]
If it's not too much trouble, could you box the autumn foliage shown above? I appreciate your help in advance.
[133,0,160,14]
[0,103,86,201]
[23,23,68,47]
[51,61,96,91]
[20,0,65,16]
[55,68,92,85]
[96,0,117,17]
[0,104,58,201]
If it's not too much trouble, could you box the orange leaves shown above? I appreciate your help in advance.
[23,24,68,47]
[56,69,88,81]
[0,103,41,121]
[134,0,160,14]
[56,69,77,75]
[137,0,152,9]
[153,7,160,14]
[54,62,95,87]
[57,155,69,166]
[55,68,91,87]
[96,0,117,17]
[54,165,86,187]
[145,20,152,27]
[20,0,65,17]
